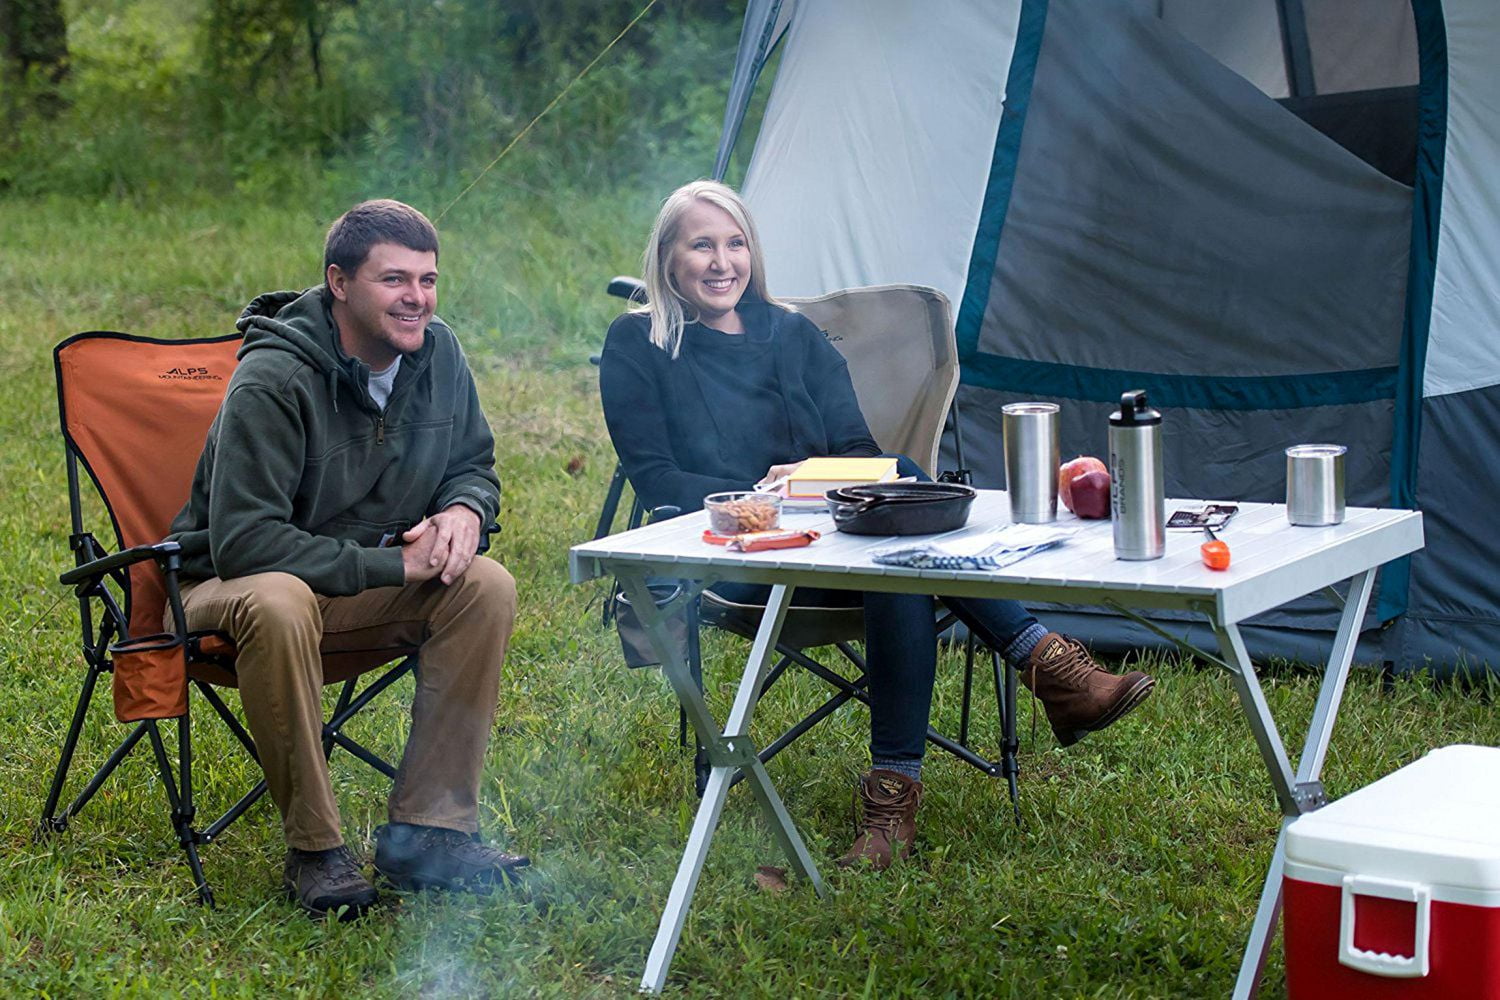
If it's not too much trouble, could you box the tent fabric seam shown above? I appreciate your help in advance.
[960,355,1398,410]
[954,0,1048,363]
[1378,0,1448,624]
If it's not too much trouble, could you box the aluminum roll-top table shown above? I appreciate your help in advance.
[569,491,1424,996]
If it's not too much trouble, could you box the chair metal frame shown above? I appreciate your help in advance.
[593,281,1022,816]
[40,331,416,905]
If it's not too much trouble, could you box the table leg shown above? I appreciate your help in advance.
[616,572,822,993]
[1297,569,1378,783]
[641,766,735,994]
[741,755,824,891]
[1220,568,1378,1000]
[1234,823,1290,1000]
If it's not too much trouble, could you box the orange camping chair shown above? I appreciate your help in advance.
[42,331,417,905]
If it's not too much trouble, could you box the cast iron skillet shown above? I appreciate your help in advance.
[826,482,977,535]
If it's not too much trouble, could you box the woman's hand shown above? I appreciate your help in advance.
[757,461,805,488]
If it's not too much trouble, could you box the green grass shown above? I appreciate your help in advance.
[2,186,1498,999]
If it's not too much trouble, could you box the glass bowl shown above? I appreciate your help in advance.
[704,491,781,535]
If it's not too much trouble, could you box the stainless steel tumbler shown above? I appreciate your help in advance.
[1002,402,1060,523]
[1109,390,1165,560]
[1286,444,1346,526]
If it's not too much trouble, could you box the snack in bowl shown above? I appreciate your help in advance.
[704,491,781,535]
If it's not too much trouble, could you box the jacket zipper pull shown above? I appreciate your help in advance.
[376,415,385,445]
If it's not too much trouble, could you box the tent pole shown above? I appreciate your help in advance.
[712,0,786,181]
[1274,0,1317,97]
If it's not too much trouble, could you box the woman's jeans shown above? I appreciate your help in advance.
[711,455,1038,763]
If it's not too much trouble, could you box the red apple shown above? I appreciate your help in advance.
[1070,469,1111,519]
[1058,456,1108,513]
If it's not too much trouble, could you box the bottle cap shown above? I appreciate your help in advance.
[1110,389,1162,427]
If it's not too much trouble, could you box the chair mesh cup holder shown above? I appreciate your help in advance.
[108,632,189,722]
[613,583,691,669]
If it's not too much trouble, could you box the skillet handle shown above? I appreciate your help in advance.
[839,496,884,517]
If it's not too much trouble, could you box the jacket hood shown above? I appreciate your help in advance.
[235,287,347,376]
[233,286,435,413]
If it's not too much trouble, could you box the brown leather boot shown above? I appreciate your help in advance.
[836,769,922,871]
[1023,632,1155,748]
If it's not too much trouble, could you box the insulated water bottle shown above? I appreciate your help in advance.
[1109,390,1165,560]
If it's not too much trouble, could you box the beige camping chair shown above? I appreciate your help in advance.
[786,283,959,476]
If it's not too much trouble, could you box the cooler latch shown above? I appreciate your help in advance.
[1338,874,1432,978]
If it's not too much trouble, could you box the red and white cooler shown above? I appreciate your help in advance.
[1284,744,1500,999]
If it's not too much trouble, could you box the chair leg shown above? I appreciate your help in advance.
[779,645,1004,776]
[728,675,865,790]
[960,632,976,746]
[756,655,794,699]
[994,650,1022,825]
[195,680,259,761]
[192,680,273,843]
[686,598,712,798]
[202,780,268,843]
[323,679,358,760]
[147,719,214,906]
[39,660,110,834]
[594,463,631,541]
[175,712,213,905]
[46,720,152,834]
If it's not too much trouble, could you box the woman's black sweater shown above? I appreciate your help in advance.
[599,300,881,515]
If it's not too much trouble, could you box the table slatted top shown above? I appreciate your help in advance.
[571,492,1422,625]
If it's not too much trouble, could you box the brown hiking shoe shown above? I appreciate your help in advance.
[1023,632,1155,747]
[374,823,530,893]
[283,845,378,921]
[835,769,922,871]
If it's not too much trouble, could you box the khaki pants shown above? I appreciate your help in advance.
[177,559,516,851]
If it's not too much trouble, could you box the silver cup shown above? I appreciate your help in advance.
[1286,444,1347,526]
[1002,402,1060,523]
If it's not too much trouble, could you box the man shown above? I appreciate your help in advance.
[168,199,524,919]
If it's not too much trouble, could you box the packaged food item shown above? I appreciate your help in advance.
[702,528,820,551]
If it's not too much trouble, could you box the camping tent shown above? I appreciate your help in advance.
[711,0,1499,674]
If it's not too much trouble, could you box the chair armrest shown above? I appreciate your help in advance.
[60,541,182,587]
[607,275,648,303]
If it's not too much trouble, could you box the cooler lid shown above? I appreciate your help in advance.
[1287,745,1500,892]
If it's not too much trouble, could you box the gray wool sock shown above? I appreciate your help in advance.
[870,757,923,782]
[1002,622,1051,668]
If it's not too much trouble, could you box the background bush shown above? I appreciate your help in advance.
[0,0,744,200]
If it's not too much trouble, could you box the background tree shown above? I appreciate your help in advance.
[0,0,70,121]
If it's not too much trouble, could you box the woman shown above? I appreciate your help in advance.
[600,180,1154,870]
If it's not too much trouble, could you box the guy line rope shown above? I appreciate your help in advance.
[435,0,661,222]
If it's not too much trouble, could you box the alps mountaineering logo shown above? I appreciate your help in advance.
[158,366,223,381]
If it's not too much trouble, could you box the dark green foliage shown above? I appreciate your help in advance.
[0,0,743,199]
[1,0,70,119]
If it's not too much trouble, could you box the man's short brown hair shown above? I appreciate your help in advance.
[324,199,439,284]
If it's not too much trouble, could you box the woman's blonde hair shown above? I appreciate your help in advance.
[638,180,776,357]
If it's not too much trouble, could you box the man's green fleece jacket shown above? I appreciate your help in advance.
[167,287,501,596]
